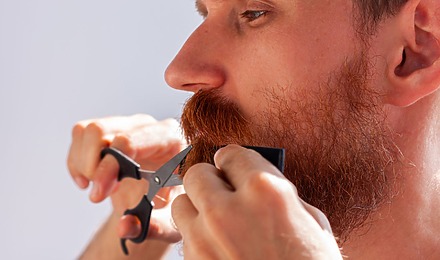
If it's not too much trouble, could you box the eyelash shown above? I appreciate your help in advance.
[240,10,268,22]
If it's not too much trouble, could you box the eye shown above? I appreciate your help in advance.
[240,10,268,22]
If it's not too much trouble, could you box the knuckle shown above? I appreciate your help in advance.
[216,145,258,170]
[162,118,179,129]
[84,122,105,137]
[183,163,204,184]
[183,163,214,189]
[71,123,85,139]
[244,172,294,204]
[132,114,156,124]
[214,145,232,161]
[112,133,131,148]
[218,144,241,157]
[112,133,134,154]
[243,171,272,192]
[186,162,204,174]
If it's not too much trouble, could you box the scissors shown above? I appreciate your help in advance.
[100,145,192,255]
[101,145,285,255]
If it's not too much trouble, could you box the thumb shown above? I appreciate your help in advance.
[118,210,182,243]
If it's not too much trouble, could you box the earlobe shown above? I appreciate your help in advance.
[385,0,440,107]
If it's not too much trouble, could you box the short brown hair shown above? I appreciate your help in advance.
[354,0,408,34]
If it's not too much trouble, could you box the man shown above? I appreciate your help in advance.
[68,0,440,258]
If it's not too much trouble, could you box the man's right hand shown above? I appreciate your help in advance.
[67,114,186,257]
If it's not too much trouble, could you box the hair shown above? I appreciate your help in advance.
[354,0,409,34]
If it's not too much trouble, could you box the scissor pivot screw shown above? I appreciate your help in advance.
[154,176,161,184]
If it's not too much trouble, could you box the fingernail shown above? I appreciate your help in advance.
[74,176,89,189]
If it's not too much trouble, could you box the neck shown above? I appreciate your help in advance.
[342,94,440,259]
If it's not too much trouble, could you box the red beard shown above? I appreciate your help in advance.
[180,55,401,243]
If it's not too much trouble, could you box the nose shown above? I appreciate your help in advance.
[165,22,226,93]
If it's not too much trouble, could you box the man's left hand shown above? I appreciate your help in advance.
[172,145,342,259]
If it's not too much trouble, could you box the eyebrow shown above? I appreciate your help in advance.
[195,0,208,18]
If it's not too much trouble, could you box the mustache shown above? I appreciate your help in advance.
[179,89,254,174]
[181,89,251,145]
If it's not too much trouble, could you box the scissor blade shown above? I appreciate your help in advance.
[145,145,192,199]
[163,174,183,187]
[155,145,192,180]
[139,169,155,182]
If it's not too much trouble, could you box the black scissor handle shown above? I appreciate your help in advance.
[120,196,154,255]
[101,147,141,181]
[101,147,152,255]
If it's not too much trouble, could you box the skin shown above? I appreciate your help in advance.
[165,0,357,121]
[68,0,440,258]
[68,115,185,258]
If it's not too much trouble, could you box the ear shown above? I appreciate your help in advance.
[384,0,440,107]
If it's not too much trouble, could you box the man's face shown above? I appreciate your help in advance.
[166,0,360,118]
[165,0,400,243]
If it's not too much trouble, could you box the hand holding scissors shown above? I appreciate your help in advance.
[102,145,284,255]
[101,145,192,255]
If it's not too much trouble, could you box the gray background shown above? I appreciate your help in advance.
[0,0,200,259]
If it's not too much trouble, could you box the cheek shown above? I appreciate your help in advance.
[227,1,358,119]
[228,38,314,120]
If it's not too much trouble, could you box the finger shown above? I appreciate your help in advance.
[299,198,333,234]
[78,114,158,135]
[110,179,148,214]
[67,153,90,189]
[80,122,110,180]
[89,154,119,202]
[183,163,230,212]
[213,144,284,188]
[129,118,184,160]
[172,194,198,236]
[90,133,137,202]
[118,210,182,243]
[67,124,90,189]
[147,208,182,243]
[75,114,158,179]
[118,214,142,239]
